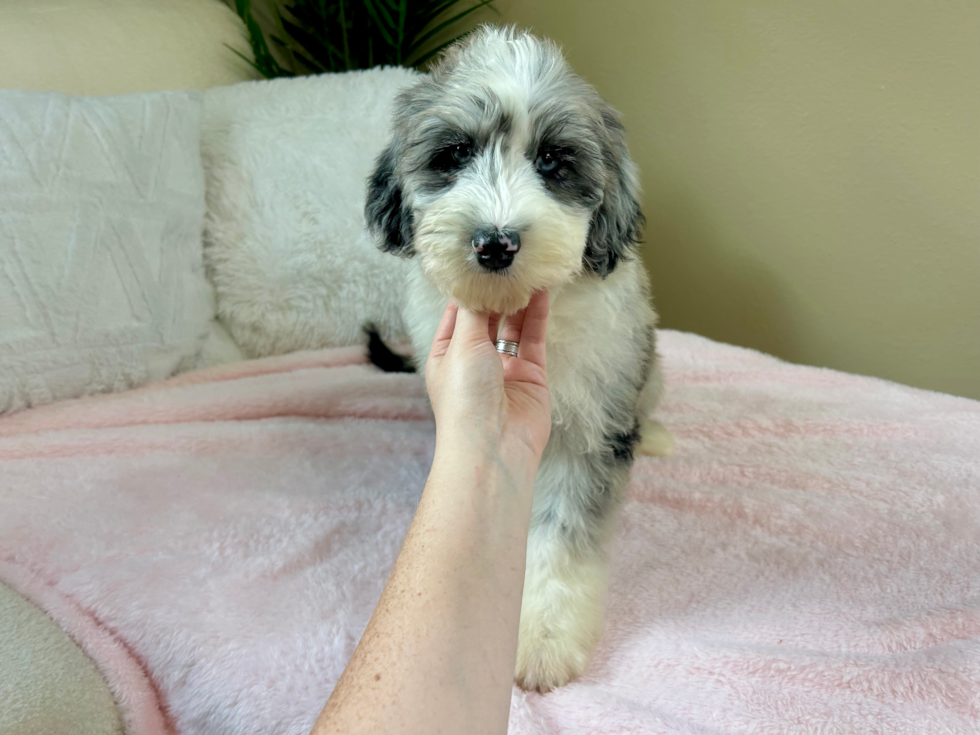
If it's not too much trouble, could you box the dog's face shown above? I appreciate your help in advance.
[366,26,643,314]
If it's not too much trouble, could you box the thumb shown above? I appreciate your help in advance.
[452,307,492,348]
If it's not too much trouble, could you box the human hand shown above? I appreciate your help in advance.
[425,291,551,463]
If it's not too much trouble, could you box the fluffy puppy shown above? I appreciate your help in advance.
[366,25,669,691]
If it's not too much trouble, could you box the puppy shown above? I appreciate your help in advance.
[365,25,668,691]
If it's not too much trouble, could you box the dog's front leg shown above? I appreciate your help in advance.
[514,439,631,691]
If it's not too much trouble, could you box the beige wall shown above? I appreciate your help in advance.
[495,1,980,399]
[0,0,257,95]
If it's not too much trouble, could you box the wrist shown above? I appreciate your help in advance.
[431,430,541,490]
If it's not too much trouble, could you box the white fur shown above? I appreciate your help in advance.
[201,68,419,357]
[408,81,592,315]
[412,161,590,315]
[516,525,610,691]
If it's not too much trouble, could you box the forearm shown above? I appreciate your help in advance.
[312,439,538,735]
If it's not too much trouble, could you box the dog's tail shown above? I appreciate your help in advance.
[364,324,416,373]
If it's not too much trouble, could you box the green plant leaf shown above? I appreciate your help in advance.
[280,16,346,68]
[265,0,301,74]
[225,43,262,74]
[338,0,353,70]
[229,0,495,75]
[231,0,290,77]
[292,48,332,74]
[409,0,460,28]
[362,0,397,47]
[366,0,396,29]
[408,32,464,67]
[408,0,494,55]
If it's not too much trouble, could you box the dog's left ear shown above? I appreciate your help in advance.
[365,144,415,255]
[583,108,644,277]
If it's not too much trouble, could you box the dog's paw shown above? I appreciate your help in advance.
[514,626,593,692]
[639,419,674,456]
[514,550,607,692]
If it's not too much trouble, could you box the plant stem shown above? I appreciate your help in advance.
[338,0,352,70]
[397,0,407,65]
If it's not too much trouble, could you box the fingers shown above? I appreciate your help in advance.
[497,307,526,347]
[515,290,549,369]
[431,293,547,364]
[487,313,502,343]
[429,302,458,359]
[453,305,492,347]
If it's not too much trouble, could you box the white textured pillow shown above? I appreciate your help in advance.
[202,68,418,357]
[0,90,213,414]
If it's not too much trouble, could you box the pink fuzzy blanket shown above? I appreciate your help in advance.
[2,331,979,734]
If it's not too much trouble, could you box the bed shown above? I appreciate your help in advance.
[2,331,978,733]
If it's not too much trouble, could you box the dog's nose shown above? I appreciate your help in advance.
[472,228,521,271]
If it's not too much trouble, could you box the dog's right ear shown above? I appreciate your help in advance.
[365,145,415,255]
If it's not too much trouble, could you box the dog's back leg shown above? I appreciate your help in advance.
[637,353,674,456]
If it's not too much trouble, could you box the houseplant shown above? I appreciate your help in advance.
[233,0,495,77]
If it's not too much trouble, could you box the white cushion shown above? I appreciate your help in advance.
[202,68,418,357]
[0,89,214,414]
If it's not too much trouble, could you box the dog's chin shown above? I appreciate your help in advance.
[420,254,582,315]
[410,183,595,312]
[416,237,588,315]
[446,270,538,315]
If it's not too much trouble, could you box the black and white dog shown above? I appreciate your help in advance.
[365,25,669,691]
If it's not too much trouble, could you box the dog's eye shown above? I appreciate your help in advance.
[535,150,562,176]
[451,143,472,165]
[431,142,473,172]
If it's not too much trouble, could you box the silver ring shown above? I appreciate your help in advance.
[495,339,519,357]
